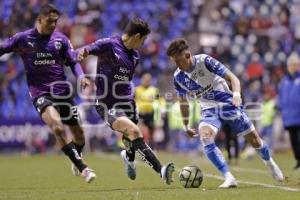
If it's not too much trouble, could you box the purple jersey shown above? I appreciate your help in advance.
[85,36,139,107]
[0,28,78,100]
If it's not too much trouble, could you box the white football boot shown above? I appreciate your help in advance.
[264,158,284,182]
[219,172,238,188]
[121,150,136,180]
[161,162,175,185]
[81,167,96,183]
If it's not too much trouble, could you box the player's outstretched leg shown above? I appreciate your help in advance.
[200,125,237,188]
[69,125,87,177]
[120,149,136,180]
[244,130,284,182]
[121,136,136,180]
[113,117,175,184]
[41,106,96,183]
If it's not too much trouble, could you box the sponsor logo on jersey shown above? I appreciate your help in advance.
[114,53,120,60]
[119,67,130,74]
[193,84,213,97]
[133,56,139,66]
[34,59,56,65]
[27,41,35,47]
[114,74,129,81]
[36,52,53,58]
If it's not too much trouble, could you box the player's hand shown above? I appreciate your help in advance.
[77,48,89,61]
[232,92,242,107]
[185,128,198,138]
[80,77,91,90]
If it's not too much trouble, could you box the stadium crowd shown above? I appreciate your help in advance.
[0,0,299,155]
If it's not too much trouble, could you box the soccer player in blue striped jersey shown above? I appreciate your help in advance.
[167,38,284,188]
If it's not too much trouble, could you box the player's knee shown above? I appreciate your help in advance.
[127,126,142,139]
[51,124,65,136]
[245,131,262,148]
[199,128,214,140]
[250,136,262,148]
[199,127,215,146]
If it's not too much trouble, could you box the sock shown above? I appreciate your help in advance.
[256,141,271,161]
[61,142,87,172]
[73,142,85,155]
[132,137,162,174]
[122,136,135,162]
[204,143,229,175]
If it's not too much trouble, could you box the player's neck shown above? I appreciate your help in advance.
[121,35,133,50]
[36,24,51,35]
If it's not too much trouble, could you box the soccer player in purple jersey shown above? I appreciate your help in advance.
[167,38,284,188]
[0,4,96,183]
[77,18,175,184]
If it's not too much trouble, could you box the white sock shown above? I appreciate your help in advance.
[224,172,235,179]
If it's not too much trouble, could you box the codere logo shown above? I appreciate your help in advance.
[34,59,56,65]
[114,74,129,81]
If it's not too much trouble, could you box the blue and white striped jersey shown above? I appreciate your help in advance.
[173,54,233,110]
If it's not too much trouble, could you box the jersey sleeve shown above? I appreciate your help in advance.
[174,77,187,97]
[85,38,112,55]
[63,38,77,66]
[0,32,22,56]
[203,55,228,77]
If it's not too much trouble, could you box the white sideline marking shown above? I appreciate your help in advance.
[103,154,300,192]
[203,173,300,192]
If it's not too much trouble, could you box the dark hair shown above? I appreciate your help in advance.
[124,18,151,37]
[167,38,189,57]
[39,4,60,17]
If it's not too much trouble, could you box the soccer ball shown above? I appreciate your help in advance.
[179,165,203,188]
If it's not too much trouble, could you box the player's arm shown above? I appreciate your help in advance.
[77,38,111,61]
[0,33,21,57]
[64,38,91,89]
[223,70,242,107]
[178,96,197,137]
[204,55,242,107]
[174,79,197,137]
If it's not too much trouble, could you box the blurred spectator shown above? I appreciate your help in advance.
[260,86,277,154]
[278,52,300,170]
[135,73,159,148]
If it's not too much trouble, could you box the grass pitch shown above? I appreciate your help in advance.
[0,152,299,200]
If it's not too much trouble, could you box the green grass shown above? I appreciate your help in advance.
[0,152,299,200]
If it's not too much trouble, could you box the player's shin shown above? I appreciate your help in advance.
[61,142,87,172]
[122,136,135,162]
[73,142,85,155]
[204,142,229,176]
[132,137,162,174]
[255,140,271,161]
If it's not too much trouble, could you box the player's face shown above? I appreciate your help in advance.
[287,61,300,75]
[132,34,148,49]
[171,51,192,71]
[39,12,59,35]
[141,73,152,87]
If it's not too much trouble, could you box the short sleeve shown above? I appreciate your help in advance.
[0,32,22,56]
[204,55,228,77]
